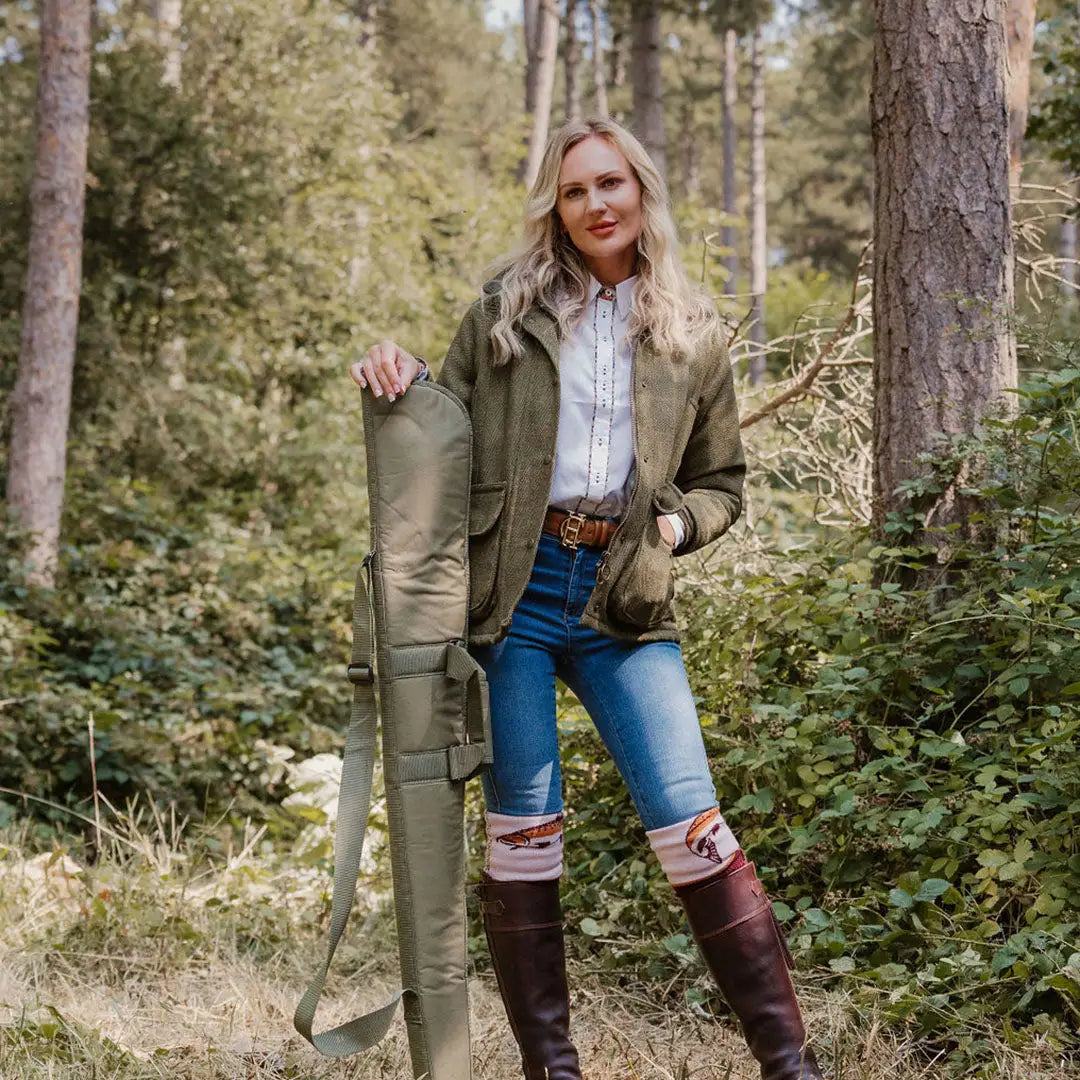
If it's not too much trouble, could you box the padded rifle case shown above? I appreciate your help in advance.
[294,379,493,1078]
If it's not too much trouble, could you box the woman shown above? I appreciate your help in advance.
[351,117,823,1080]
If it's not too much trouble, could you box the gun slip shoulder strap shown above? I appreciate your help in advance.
[294,380,492,1078]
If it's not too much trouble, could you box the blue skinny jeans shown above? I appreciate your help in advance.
[468,529,719,831]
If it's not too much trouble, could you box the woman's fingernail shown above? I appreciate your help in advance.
[373,385,381,396]
[388,392,395,402]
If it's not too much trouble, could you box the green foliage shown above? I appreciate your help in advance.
[0,0,524,834]
[552,364,1080,1059]
[1028,10,1080,176]
[0,1008,136,1074]
[0,0,520,524]
[4,1,1080,1069]
[0,478,353,828]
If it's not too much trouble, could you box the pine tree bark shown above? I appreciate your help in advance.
[871,0,1017,558]
[152,0,186,389]
[6,0,91,587]
[520,0,560,187]
[589,0,608,116]
[630,0,665,180]
[523,0,541,117]
[610,4,627,90]
[722,25,738,299]
[1005,0,1037,194]
[564,0,583,121]
[748,22,766,380]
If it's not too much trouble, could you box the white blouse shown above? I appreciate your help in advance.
[548,273,685,549]
[418,274,685,550]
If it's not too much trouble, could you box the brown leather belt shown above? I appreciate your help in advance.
[542,507,618,550]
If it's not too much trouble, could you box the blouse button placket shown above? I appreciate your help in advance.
[592,289,617,497]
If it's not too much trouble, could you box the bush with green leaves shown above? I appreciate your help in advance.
[548,364,1080,1060]
[0,0,522,833]
[0,479,354,832]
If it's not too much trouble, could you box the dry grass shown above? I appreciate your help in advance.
[0,810,1071,1080]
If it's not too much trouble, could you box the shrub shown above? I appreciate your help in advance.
[554,366,1080,1057]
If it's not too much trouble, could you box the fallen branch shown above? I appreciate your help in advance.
[739,239,872,430]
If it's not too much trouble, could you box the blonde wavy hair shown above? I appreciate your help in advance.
[483,116,724,368]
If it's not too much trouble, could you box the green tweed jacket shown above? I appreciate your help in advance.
[434,278,745,647]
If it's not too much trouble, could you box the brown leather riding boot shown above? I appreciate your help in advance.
[477,874,582,1080]
[675,861,825,1080]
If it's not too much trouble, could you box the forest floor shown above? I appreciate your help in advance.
[0,813,1071,1080]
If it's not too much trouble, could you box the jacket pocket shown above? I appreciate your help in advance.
[652,480,687,551]
[652,479,686,517]
[467,481,507,620]
[607,488,680,629]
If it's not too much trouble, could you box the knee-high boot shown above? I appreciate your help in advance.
[674,861,825,1080]
[477,874,583,1080]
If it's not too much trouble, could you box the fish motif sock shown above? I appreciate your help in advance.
[676,847,748,892]
[484,810,565,881]
[646,805,740,886]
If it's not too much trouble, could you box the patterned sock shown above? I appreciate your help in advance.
[677,847,748,892]
[646,805,740,886]
[484,810,565,881]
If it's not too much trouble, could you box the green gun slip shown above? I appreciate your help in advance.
[294,379,493,1079]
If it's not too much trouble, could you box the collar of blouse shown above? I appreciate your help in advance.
[585,271,638,321]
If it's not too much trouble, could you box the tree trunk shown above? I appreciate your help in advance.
[589,0,608,116]
[520,0,559,188]
[354,0,377,54]
[564,0,583,121]
[722,25,738,299]
[681,98,698,198]
[748,22,766,381]
[151,0,182,87]
[871,0,1017,561]
[152,0,185,393]
[1005,0,1037,195]
[630,0,665,180]
[523,0,540,116]
[6,0,91,588]
[610,5,627,90]
[1061,212,1077,316]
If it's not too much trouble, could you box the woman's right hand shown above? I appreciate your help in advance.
[349,341,422,403]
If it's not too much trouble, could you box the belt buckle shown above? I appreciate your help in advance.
[559,511,587,550]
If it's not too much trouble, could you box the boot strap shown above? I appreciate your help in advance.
[475,877,564,932]
[694,897,772,941]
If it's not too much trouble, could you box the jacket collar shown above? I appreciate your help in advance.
[520,301,671,378]
[521,303,560,371]
[486,273,666,373]
[482,272,561,369]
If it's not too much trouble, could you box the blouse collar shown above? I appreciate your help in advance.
[587,272,637,320]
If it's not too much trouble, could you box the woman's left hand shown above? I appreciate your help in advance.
[656,514,676,547]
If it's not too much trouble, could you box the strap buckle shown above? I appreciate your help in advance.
[558,511,587,549]
[347,662,375,684]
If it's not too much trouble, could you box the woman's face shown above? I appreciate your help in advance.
[555,135,643,281]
